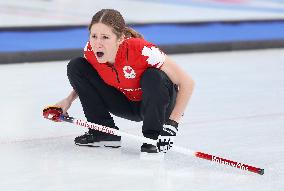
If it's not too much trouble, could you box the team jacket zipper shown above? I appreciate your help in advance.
[102,46,129,84]
[105,63,120,83]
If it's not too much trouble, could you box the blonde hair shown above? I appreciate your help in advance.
[89,9,143,39]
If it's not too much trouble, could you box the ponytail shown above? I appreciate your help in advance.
[124,26,143,39]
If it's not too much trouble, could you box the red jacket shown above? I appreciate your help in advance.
[84,38,165,101]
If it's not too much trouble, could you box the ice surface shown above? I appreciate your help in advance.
[1,0,284,190]
[1,49,284,191]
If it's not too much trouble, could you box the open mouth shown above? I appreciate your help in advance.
[96,52,104,58]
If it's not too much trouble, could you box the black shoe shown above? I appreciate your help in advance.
[141,143,158,153]
[74,130,121,148]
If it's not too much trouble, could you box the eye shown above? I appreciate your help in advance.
[91,34,97,39]
[103,36,109,39]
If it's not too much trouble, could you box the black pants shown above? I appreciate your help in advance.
[67,57,177,140]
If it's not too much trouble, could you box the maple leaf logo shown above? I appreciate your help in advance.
[142,46,165,68]
[123,66,136,79]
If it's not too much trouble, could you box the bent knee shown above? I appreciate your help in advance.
[141,68,169,89]
[67,57,88,76]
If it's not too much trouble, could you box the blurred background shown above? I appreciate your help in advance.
[1,0,284,63]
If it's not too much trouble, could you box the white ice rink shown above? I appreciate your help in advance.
[1,49,284,191]
[1,0,284,190]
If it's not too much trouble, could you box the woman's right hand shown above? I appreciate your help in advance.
[54,98,72,115]
[52,90,78,115]
[43,90,77,122]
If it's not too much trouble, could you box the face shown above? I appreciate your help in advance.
[89,23,124,64]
